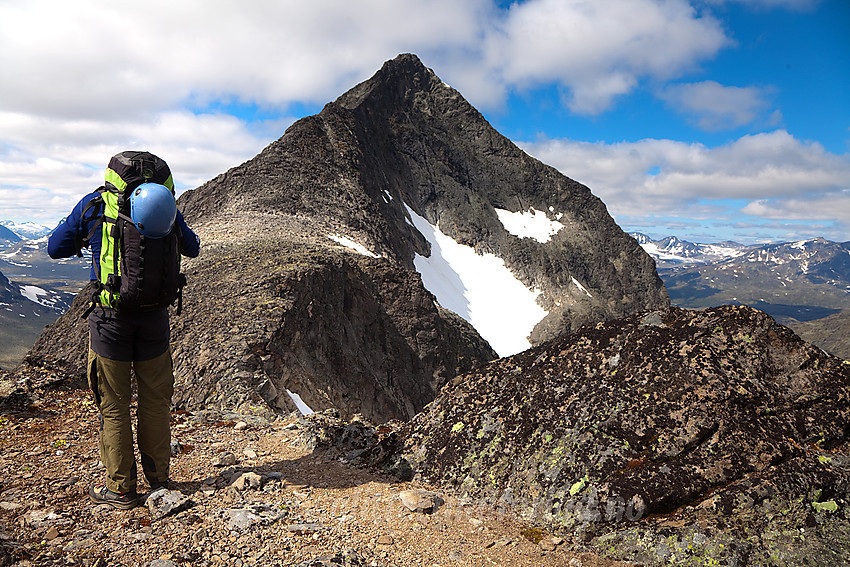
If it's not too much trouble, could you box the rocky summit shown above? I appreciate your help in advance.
[389,305,850,566]
[16,53,665,423]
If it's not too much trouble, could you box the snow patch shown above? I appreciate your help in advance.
[20,285,47,303]
[495,208,564,243]
[405,204,546,357]
[572,277,593,298]
[286,389,314,416]
[327,234,380,258]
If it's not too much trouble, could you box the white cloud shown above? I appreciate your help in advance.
[0,110,288,224]
[484,0,728,113]
[660,81,776,130]
[520,130,850,237]
[0,0,491,120]
[742,190,850,223]
[0,0,728,120]
[0,0,740,225]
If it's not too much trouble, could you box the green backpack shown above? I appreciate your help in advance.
[80,151,185,317]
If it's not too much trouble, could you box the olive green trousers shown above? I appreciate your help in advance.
[87,348,174,494]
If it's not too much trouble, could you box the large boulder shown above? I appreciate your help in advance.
[394,305,850,566]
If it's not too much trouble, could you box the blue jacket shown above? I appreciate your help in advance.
[48,191,200,280]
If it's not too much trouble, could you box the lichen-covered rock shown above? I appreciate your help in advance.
[395,305,850,566]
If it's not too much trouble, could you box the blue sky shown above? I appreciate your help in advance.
[1,0,847,244]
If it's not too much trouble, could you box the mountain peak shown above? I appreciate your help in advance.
[334,52,455,114]
[377,52,434,78]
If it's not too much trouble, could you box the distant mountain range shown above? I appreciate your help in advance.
[633,233,850,359]
[0,220,53,241]
[0,236,89,369]
[630,232,749,268]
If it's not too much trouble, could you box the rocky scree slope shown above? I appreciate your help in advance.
[385,305,850,566]
[17,53,665,423]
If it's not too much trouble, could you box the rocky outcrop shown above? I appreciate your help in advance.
[392,305,850,566]
[168,234,495,421]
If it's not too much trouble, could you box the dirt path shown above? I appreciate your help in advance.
[0,388,633,567]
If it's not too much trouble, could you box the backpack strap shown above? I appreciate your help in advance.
[78,186,123,318]
[77,187,107,256]
[81,286,102,319]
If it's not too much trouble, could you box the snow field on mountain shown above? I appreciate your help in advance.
[405,205,546,357]
[494,207,564,243]
[19,285,47,303]
[0,221,52,240]
[327,234,381,258]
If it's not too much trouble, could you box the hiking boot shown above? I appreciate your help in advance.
[88,484,138,510]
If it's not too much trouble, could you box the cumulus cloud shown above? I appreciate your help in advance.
[483,0,728,113]
[520,130,850,239]
[742,190,850,223]
[660,81,777,130]
[0,110,292,224]
[0,0,728,119]
[0,0,491,120]
[5,0,837,243]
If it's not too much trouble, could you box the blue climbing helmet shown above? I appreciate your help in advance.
[129,183,177,238]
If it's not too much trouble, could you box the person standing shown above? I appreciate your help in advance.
[48,151,200,509]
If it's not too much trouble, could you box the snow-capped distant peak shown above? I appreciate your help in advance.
[631,233,746,268]
[0,220,52,240]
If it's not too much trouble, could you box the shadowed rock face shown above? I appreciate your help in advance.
[167,237,496,421]
[16,53,667,423]
[396,305,850,565]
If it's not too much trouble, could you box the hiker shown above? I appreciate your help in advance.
[48,151,200,509]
